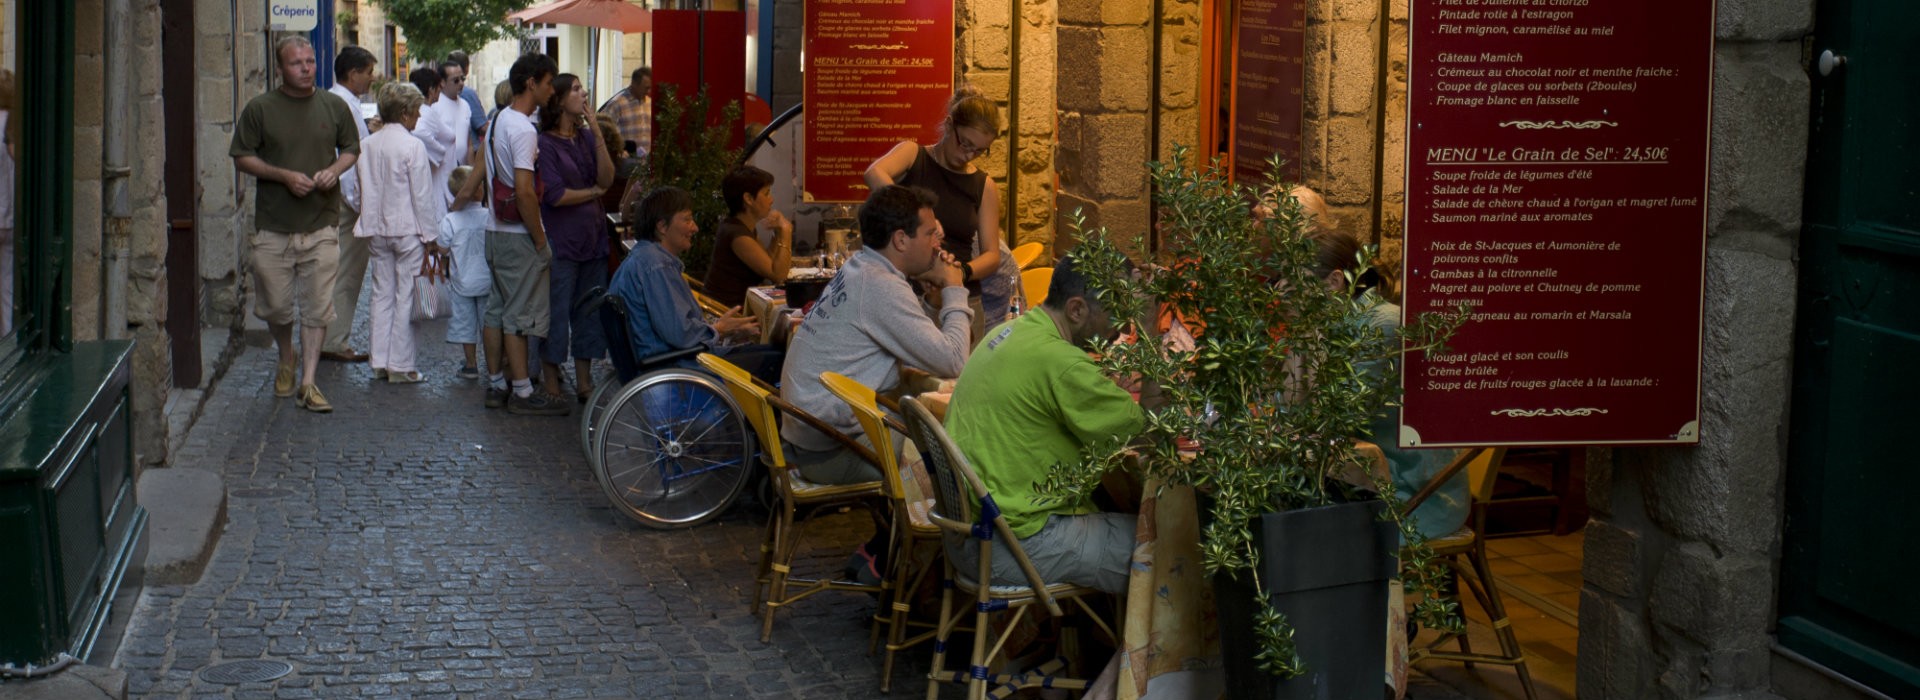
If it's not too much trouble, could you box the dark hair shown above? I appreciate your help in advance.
[722,166,775,216]
[447,50,470,72]
[538,74,580,133]
[631,66,652,85]
[1309,231,1362,278]
[945,85,1002,138]
[508,53,557,96]
[407,67,441,101]
[636,187,694,242]
[1042,252,1131,312]
[334,46,375,81]
[859,185,937,250]
[439,60,462,79]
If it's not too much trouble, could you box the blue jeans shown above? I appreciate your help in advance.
[539,257,610,366]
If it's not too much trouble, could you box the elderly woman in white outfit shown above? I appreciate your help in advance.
[356,82,444,383]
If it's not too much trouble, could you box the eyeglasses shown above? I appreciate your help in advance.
[952,126,994,157]
[447,76,466,83]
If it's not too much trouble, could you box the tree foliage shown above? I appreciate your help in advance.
[626,85,743,277]
[372,0,534,66]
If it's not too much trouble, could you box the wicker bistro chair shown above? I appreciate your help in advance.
[695,354,890,643]
[818,372,948,692]
[1403,446,1540,700]
[899,397,1117,700]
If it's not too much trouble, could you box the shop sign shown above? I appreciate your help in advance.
[1231,0,1306,186]
[1400,0,1716,447]
[268,0,319,32]
[802,0,954,203]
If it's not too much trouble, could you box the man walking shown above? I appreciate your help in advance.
[320,44,376,363]
[483,53,569,415]
[598,66,652,156]
[231,36,362,412]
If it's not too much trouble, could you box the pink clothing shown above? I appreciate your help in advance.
[355,123,443,242]
[368,235,425,374]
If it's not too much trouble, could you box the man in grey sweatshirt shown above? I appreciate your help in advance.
[778,185,973,486]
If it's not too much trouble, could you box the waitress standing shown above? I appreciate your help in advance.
[863,86,1004,339]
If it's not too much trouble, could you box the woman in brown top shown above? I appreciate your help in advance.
[703,165,794,307]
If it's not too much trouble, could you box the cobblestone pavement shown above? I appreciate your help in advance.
[117,291,1477,699]
[118,306,911,699]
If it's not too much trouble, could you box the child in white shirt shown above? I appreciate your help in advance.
[442,164,494,378]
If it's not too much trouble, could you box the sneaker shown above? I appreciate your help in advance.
[295,385,333,413]
[485,386,510,409]
[372,367,389,381]
[842,543,884,588]
[274,362,297,398]
[456,365,481,380]
[387,370,425,384]
[507,391,571,416]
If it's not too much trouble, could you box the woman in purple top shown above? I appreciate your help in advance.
[536,73,616,402]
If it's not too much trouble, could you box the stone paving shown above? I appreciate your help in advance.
[115,294,1480,699]
[117,311,904,698]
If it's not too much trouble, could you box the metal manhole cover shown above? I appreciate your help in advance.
[230,488,292,499]
[198,659,293,684]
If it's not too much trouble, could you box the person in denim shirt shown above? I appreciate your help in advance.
[608,187,784,384]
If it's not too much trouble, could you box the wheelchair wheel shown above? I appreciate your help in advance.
[578,368,621,464]
[592,369,753,529]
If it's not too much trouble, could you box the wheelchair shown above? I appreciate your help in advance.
[578,287,755,529]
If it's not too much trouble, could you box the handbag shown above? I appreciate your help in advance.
[412,253,453,322]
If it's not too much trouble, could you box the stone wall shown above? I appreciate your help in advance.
[67,0,172,467]
[1576,0,1811,697]
[956,0,1055,253]
[195,0,267,329]
[1055,0,1153,254]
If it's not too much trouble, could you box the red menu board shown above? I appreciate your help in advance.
[1231,0,1305,185]
[1399,1,1716,447]
[803,0,954,203]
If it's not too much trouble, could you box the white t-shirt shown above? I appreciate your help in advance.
[326,84,369,213]
[486,107,539,234]
[429,95,470,208]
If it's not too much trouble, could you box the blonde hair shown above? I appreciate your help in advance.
[376,81,425,124]
[1287,186,1334,233]
[944,86,1002,137]
[449,165,473,198]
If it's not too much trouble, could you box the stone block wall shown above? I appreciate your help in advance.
[957,0,1055,254]
[1299,0,1393,246]
[1576,0,1812,697]
[195,0,267,329]
[1055,0,1155,255]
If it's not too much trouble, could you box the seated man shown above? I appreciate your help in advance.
[779,184,973,485]
[944,253,1147,594]
[608,186,782,384]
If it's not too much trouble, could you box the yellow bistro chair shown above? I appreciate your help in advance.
[696,354,889,643]
[1020,268,1054,309]
[1010,242,1045,270]
[818,371,948,692]
[1403,446,1540,700]
[899,396,1116,700]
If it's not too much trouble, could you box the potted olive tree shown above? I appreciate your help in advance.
[1040,147,1467,698]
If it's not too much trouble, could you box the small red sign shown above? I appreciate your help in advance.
[803,0,955,203]
[1400,0,1716,447]
[1231,0,1306,185]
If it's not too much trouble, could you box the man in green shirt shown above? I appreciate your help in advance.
[945,254,1150,593]
[230,36,362,413]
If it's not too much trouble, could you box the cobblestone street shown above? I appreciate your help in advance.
[116,310,901,698]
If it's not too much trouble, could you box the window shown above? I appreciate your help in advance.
[0,1,70,398]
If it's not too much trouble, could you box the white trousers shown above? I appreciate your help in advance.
[367,235,424,374]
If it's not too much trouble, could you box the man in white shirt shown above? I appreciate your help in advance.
[483,53,567,416]
[431,60,473,209]
[321,45,377,363]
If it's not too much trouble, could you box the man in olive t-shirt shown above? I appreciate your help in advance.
[230,36,361,413]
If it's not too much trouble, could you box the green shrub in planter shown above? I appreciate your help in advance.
[1038,146,1468,683]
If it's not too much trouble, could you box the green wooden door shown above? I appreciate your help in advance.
[1780,0,1920,694]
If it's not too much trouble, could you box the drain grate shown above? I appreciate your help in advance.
[198,659,293,684]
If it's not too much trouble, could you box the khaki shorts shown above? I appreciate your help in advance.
[250,226,341,328]
[484,230,552,337]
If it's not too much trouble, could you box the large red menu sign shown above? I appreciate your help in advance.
[1400,1,1715,447]
[803,0,954,203]
[1231,0,1305,185]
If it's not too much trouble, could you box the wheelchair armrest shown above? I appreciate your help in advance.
[638,344,710,369]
